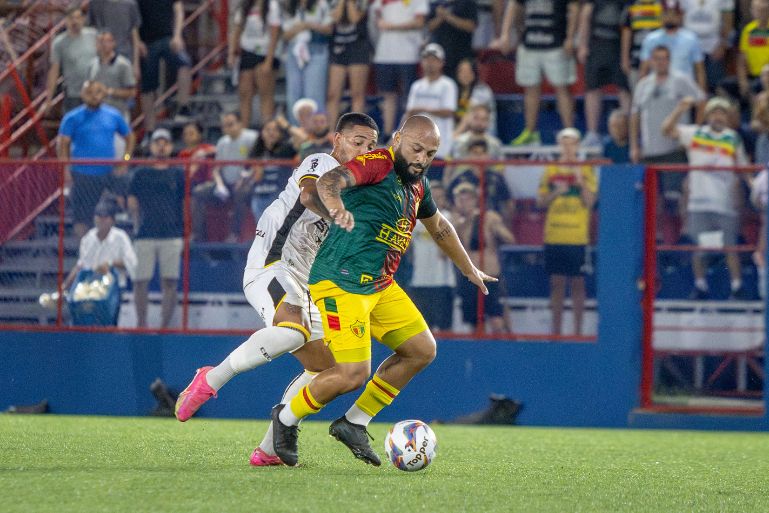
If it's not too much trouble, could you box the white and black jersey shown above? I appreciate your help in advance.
[244,153,339,283]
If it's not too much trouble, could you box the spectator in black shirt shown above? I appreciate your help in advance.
[127,128,185,328]
[426,0,478,79]
[136,0,193,136]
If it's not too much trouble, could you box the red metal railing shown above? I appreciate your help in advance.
[641,164,765,414]
[0,157,603,343]
[0,0,227,245]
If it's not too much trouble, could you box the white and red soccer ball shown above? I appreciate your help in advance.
[384,420,437,472]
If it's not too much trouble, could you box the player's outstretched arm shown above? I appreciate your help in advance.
[421,211,497,295]
[316,165,358,232]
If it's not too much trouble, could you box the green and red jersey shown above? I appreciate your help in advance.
[309,147,438,294]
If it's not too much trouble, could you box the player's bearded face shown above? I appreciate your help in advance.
[393,149,425,185]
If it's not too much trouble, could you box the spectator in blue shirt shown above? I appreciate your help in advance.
[638,0,706,92]
[602,109,631,163]
[57,80,135,239]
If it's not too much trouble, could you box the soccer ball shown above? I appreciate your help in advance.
[384,419,437,472]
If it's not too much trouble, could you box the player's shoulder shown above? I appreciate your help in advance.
[297,152,340,173]
[351,147,394,166]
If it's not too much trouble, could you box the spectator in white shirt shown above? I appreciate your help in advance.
[405,43,458,159]
[63,196,137,292]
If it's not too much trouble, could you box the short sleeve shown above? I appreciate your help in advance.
[739,25,750,52]
[417,179,437,219]
[345,148,394,185]
[639,33,653,62]
[442,78,458,111]
[582,166,598,194]
[115,112,130,137]
[59,112,76,137]
[690,35,704,62]
[294,153,339,184]
[128,170,143,197]
[538,167,553,197]
[121,61,136,87]
[51,36,63,66]
[676,124,698,147]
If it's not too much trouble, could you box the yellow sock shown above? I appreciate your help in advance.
[288,385,324,420]
[354,375,400,417]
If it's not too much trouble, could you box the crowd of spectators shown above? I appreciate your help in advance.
[41,0,769,330]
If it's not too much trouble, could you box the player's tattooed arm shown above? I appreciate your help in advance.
[421,211,497,294]
[299,178,332,220]
[316,166,358,231]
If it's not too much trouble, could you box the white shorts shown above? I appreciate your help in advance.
[515,46,576,88]
[243,261,325,342]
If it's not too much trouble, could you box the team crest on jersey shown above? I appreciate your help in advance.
[350,320,366,338]
[360,274,373,284]
[355,152,387,165]
[396,218,411,232]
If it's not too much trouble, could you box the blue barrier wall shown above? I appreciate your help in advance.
[1,166,767,429]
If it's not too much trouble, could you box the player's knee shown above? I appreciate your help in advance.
[410,336,437,368]
[333,364,370,393]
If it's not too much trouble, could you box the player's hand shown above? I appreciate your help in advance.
[329,208,354,231]
[466,267,497,295]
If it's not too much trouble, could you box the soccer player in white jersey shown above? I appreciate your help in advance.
[175,113,379,465]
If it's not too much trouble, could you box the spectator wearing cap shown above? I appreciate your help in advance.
[404,43,458,159]
[57,80,135,239]
[62,195,137,301]
[45,6,98,114]
[493,0,580,146]
[127,128,185,328]
[537,128,597,335]
[426,0,478,79]
[638,0,707,91]
[662,96,751,300]
[737,0,769,101]
[192,111,258,242]
[372,0,430,139]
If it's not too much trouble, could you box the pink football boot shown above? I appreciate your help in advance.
[249,447,283,467]
[175,366,217,422]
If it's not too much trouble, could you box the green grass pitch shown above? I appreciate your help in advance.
[2,415,769,513]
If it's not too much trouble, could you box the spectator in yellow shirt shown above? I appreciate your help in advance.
[537,128,597,336]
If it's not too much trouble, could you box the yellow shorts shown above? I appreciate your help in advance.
[309,279,429,363]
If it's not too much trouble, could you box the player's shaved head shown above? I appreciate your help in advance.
[392,115,440,185]
[401,115,441,142]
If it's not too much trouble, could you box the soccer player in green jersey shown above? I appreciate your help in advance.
[271,115,496,466]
